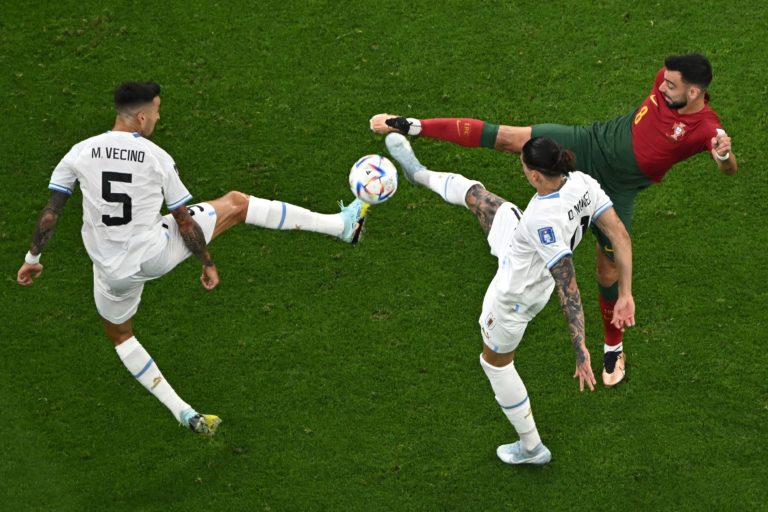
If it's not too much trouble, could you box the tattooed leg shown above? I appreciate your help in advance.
[465,185,509,236]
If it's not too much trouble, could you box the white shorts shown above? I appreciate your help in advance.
[478,202,547,354]
[93,203,218,324]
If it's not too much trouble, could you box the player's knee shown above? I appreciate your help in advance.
[496,126,531,153]
[222,191,249,212]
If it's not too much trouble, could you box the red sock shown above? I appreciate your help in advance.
[421,118,485,147]
[599,295,623,348]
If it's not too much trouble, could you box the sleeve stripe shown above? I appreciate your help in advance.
[167,194,192,210]
[593,201,613,219]
[48,183,73,195]
[546,249,572,269]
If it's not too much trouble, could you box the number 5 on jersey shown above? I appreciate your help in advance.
[102,172,132,226]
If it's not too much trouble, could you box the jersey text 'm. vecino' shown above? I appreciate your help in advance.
[91,147,145,163]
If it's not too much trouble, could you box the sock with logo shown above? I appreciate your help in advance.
[480,354,542,451]
[245,196,343,237]
[115,336,191,422]
[421,118,500,148]
[599,284,623,350]
[413,171,482,208]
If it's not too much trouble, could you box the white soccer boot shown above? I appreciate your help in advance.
[496,441,552,465]
[384,133,427,184]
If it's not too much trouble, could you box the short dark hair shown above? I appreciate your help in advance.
[521,137,575,177]
[664,53,712,88]
[114,81,161,112]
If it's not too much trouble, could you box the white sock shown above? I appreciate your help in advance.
[414,171,481,208]
[480,354,542,451]
[245,196,343,237]
[115,336,191,423]
[405,117,422,135]
[604,342,623,353]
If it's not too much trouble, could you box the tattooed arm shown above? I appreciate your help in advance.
[171,205,219,290]
[550,255,596,392]
[17,191,70,286]
[593,207,635,329]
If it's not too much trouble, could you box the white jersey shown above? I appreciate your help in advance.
[486,171,613,323]
[49,131,192,279]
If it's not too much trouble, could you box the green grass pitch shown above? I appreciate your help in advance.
[1,1,766,510]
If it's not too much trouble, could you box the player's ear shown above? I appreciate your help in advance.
[688,85,702,101]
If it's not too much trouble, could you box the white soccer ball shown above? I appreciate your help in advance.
[349,154,398,205]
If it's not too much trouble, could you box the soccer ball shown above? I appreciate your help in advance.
[349,154,398,205]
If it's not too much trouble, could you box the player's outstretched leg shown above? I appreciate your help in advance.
[208,191,368,245]
[372,114,531,153]
[384,133,481,208]
[245,195,368,244]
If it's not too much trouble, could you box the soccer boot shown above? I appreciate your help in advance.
[339,198,369,244]
[602,350,626,388]
[496,441,552,465]
[181,409,221,435]
[369,114,421,135]
[385,133,427,184]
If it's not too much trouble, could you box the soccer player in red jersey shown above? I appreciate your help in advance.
[371,53,737,387]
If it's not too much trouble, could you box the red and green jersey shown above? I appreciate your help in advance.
[630,67,724,182]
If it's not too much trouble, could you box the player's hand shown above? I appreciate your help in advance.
[369,113,401,134]
[200,264,219,290]
[17,262,43,286]
[711,131,731,160]
[611,295,636,331]
[572,346,596,392]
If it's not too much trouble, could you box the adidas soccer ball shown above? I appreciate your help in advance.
[349,154,398,205]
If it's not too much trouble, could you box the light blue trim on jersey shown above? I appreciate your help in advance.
[593,201,613,219]
[536,191,560,200]
[277,202,287,229]
[500,395,529,410]
[48,183,73,195]
[167,194,192,210]
[546,249,572,269]
[133,358,154,379]
[132,132,141,138]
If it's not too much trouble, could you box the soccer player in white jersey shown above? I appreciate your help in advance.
[384,133,635,464]
[16,81,368,435]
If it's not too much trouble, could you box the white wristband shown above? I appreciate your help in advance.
[25,251,41,265]
[715,151,730,161]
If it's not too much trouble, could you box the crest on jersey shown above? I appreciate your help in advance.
[668,122,687,141]
[538,226,556,245]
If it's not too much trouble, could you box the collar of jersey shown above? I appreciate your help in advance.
[536,176,569,200]
[106,130,142,138]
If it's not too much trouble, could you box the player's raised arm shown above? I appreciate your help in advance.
[593,207,636,330]
[17,190,70,286]
[171,205,219,290]
[549,255,596,392]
